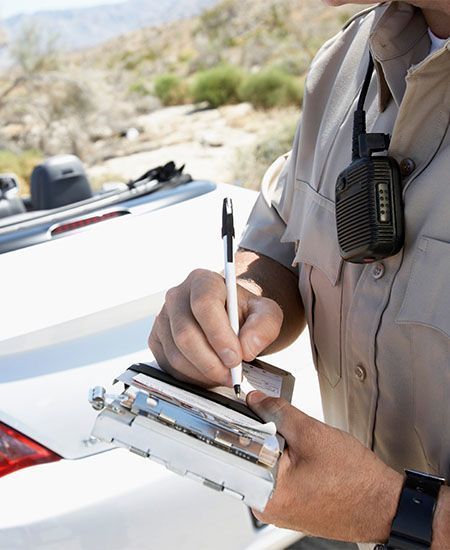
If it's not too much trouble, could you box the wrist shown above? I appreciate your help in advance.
[371,468,405,543]
[431,485,450,549]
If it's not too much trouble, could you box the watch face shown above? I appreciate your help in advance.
[405,469,446,484]
[405,469,446,498]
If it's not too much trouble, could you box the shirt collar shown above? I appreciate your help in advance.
[369,2,430,110]
[428,29,448,55]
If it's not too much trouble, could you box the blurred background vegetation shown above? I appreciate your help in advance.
[0,0,362,193]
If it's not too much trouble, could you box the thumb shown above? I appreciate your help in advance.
[247,391,298,440]
[248,392,324,454]
[239,295,283,361]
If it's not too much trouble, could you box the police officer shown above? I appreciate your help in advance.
[149,1,450,547]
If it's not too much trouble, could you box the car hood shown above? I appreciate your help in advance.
[0,184,257,459]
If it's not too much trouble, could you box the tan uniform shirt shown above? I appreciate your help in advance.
[240,2,450,478]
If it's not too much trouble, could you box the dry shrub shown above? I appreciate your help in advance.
[232,112,298,189]
[0,150,43,196]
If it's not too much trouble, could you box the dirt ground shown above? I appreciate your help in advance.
[87,103,298,187]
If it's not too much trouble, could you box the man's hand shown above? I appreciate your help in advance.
[247,391,404,544]
[148,250,305,387]
[148,268,283,387]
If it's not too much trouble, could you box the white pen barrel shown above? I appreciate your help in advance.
[223,236,240,335]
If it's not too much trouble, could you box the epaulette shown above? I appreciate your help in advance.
[342,3,384,30]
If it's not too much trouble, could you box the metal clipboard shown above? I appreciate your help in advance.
[89,359,295,511]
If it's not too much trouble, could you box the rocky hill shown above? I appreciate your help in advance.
[0,0,365,192]
[3,0,219,52]
[82,0,360,77]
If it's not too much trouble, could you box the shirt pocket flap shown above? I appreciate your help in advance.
[282,180,343,286]
[396,236,450,338]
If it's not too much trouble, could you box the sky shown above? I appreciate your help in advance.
[0,0,124,19]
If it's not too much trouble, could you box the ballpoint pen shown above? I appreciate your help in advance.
[222,197,242,397]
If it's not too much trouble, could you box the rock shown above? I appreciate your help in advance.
[1,124,26,140]
[124,127,140,141]
[199,131,223,147]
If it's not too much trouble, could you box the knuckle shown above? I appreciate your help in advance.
[198,363,223,380]
[148,316,163,349]
[195,365,217,381]
[172,323,194,351]
[191,358,228,385]
[189,268,213,283]
[148,329,158,349]
[164,286,179,307]
[165,346,186,372]
[191,269,224,291]
[208,369,230,387]
[191,293,212,317]
[262,297,283,326]
[207,328,232,350]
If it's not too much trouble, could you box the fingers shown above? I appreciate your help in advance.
[149,269,236,387]
[166,287,233,386]
[239,295,283,361]
[149,304,231,387]
[247,392,323,455]
[189,271,242,367]
[148,327,203,386]
[148,268,284,389]
[247,392,297,437]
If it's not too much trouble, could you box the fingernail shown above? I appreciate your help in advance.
[220,348,238,367]
[247,391,266,406]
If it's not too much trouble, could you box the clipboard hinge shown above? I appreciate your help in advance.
[129,446,150,458]
[203,479,224,492]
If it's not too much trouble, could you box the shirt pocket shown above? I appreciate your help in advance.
[282,179,344,387]
[396,236,450,473]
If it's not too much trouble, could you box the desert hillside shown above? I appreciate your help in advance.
[2,0,219,52]
[0,0,365,192]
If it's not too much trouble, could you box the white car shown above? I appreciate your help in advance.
[0,175,322,550]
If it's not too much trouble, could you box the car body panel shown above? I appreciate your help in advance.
[0,183,258,457]
[0,449,301,550]
[0,182,322,549]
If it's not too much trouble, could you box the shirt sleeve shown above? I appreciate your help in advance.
[238,149,297,273]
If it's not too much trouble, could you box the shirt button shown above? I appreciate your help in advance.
[372,262,385,280]
[355,365,367,382]
[400,158,416,177]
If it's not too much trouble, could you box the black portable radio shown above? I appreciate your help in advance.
[335,54,405,264]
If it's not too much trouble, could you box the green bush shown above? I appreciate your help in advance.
[191,65,243,108]
[128,80,151,96]
[239,68,303,109]
[154,74,188,106]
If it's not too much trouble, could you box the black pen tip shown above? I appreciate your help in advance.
[234,385,241,398]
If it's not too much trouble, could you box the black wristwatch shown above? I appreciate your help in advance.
[376,469,446,549]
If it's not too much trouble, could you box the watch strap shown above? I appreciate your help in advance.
[381,469,445,549]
